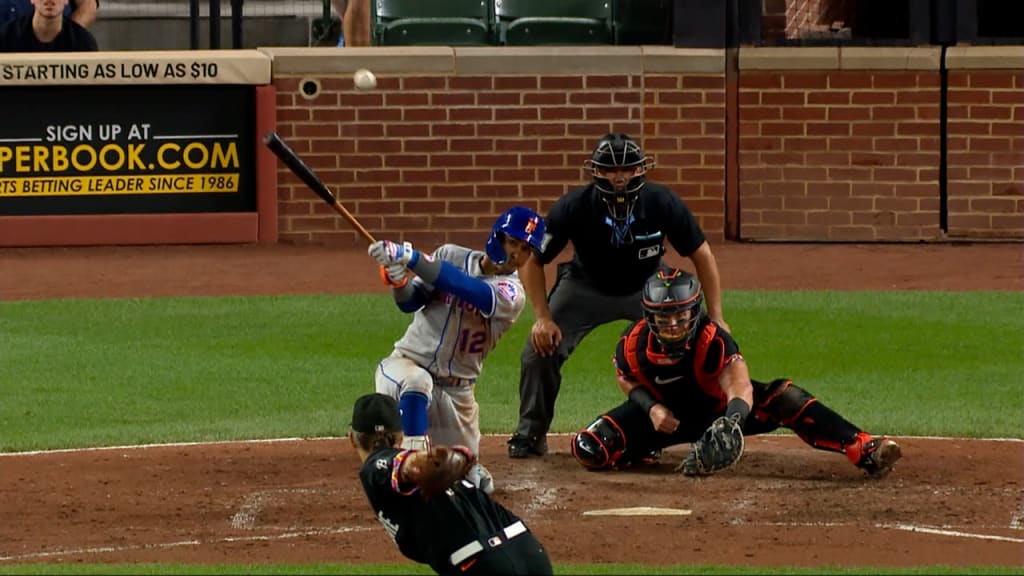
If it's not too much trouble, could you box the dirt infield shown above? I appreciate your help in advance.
[1,242,1022,568]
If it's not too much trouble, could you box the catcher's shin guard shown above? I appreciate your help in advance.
[571,415,626,470]
[757,379,861,453]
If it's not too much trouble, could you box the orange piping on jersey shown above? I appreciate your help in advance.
[692,323,728,410]
[621,324,665,403]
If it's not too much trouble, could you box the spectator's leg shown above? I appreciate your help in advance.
[331,0,346,46]
[343,0,370,46]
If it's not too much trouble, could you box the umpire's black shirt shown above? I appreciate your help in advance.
[359,447,522,574]
[0,15,98,51]
[538,182,707,296]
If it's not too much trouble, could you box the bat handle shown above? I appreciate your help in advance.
[332,199,376,244]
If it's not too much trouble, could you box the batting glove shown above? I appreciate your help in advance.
[368,240,416,267]
[379,262,409,288]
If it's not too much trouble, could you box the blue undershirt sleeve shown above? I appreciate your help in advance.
[409,256,495,316]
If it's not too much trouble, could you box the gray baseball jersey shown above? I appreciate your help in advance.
[375,244,526,477]
[391,244,526,380]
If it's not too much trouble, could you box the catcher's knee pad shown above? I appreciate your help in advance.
[757,378,815,426]
[571,415,625,470]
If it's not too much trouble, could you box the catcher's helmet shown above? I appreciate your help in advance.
[642,267,704,357]
[584,133,654,221]
[485,205,545,265]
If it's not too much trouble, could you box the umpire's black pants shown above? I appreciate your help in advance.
[515,262,645,440]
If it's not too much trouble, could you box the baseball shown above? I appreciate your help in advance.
[353,68,377,91]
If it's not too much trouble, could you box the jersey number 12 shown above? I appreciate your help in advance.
[458,329,486,354]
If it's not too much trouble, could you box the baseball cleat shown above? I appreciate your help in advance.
[851,434,902,478]
[507,434,547,458]
[472,463,495,495]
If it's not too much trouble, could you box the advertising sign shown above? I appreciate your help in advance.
[0,84,255,215]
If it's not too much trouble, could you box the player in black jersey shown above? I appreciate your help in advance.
[350,393,553,576]
[570,268,902,478]
[509,132,729,458]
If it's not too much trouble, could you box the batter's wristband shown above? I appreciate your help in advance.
[725,397,751,422]
[379,264,409,289]
[628,386,658,414]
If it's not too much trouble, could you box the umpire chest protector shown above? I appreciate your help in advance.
[539,184,705,296]
[617,319,738,413]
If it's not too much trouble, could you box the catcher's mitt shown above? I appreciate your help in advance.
[677,414,745,476]
[407,445,476,500]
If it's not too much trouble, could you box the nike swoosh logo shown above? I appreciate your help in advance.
[460,558,478,572]
[654,375,684,384]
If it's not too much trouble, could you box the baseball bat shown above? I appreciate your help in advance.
[262,132,376,244]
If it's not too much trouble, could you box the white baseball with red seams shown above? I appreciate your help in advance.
[353,68,377,90]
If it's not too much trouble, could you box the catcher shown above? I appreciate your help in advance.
[350,393,553,576]
[571,267,903,478]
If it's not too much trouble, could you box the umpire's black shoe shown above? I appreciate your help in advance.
[508,434,547,458]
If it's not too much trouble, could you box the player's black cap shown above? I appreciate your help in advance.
[351,393,402,433]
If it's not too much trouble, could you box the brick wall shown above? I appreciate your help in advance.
[738,59,941,241]
[273,74,645,248]
[946,65,1024,239]
[268,48,725,247]
[761,0,787,42]
[643,74,727,234]
[264,46,1020,246]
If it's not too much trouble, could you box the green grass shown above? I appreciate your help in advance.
[1,291,1022,451]
[1,290,1022,574]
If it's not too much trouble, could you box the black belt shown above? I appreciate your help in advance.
[435,376,476,388]
[449,520,527,565]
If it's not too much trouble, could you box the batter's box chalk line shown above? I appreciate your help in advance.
[0,525,374,563]
[583,507,693,516]
[748,520,1024,542]
[230,487,340,530]
[503,477,561,513]
[1010,498,1024,530]
[881,523,1024,544]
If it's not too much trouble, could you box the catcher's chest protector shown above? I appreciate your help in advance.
[623,321,730,411]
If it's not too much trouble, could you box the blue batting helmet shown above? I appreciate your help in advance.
[485,206,545,265]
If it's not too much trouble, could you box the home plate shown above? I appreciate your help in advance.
[583,506,692,516]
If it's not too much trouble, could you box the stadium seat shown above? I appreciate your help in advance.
[372,0,492,46]
[493,0,613,46]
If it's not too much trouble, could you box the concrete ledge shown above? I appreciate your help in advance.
[739,47,839,70]
[946,46,1024,69]
[740,46,941,71]
[839,47,941,70]
[260,46,456,75]
[642,47,725,73]
[262,46,725,77]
